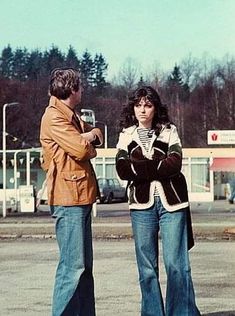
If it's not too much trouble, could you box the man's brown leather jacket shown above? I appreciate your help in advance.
[40,96,98,206]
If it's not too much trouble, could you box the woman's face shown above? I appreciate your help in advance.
[134,97,155,128]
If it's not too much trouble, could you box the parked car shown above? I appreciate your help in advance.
[97,178,127,203]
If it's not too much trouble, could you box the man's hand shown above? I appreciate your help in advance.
[81,128,103,146]
[91,128,103,147]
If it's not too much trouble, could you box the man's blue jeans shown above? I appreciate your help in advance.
[51,205,95,316]
[130,197,200,316]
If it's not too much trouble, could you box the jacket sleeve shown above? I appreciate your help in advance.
[154,144,182,178]
[116,131,139,181]
[116,132,156,182]
[155,126,182,178]
[130,126,182,180]
[80,119,93,132]
[43,111,97,161]
[116,149,138,181]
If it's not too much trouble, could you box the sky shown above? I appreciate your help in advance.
[1,0,235,80]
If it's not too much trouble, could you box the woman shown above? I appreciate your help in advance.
[116,86,200,316]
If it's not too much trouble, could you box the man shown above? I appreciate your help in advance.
[40,68,103,316]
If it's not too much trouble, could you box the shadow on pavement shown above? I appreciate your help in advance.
[6,210,50,217]
[97,211,129,218]
[203,311,235,316]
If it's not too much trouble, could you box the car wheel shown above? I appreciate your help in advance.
[122,195,128,202]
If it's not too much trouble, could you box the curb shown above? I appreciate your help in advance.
[0,228,235,241]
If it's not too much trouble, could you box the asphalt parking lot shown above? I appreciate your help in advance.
[0,200,235,315]
[1,200,235,240]
[0,239,235,316]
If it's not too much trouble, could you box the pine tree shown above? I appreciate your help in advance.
[137,75,145,87]
[43,45,65,73]
[11,48,29,81]
[66,46,80,70]
[168,65,183,85]
[167,64,190,102]
[26,49,44,79]
[80,50,95,90]
[166,65,190,144]
[94,53,108,93]
[0,45,14,78]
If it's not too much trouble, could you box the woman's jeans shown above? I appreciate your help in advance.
[130,197,200,316]
[51,205,95,316]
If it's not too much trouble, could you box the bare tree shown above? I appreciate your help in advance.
[145,61,165,91]
[179,53,199,89]
[118,57,139,91]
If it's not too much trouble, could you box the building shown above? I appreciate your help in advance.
[1,147,235,208]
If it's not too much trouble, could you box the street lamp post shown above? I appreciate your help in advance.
[80,109,108,148]
[104,124,108,149]
[95,121,108,149]
[2,102,19,218]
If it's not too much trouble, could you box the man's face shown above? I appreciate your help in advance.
[71,87,82,108]
[75,88,82,104]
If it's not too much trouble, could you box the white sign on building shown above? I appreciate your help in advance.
[207,130,235,145]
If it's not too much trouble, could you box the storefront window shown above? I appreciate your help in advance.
[182,158,189,187]
[105,164,116,178]
[191,158,210,192]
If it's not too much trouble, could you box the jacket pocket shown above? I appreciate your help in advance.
[61,170,87,203]
[61,170,86,181]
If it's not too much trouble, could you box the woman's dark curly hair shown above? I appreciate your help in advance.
[119,86,170,134]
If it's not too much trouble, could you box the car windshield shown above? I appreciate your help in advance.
[98,178,107,187]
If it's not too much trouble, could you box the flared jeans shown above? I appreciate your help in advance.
[130,197,201,316]
[51,205,95,316]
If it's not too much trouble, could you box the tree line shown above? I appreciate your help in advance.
[0,45,234,150]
